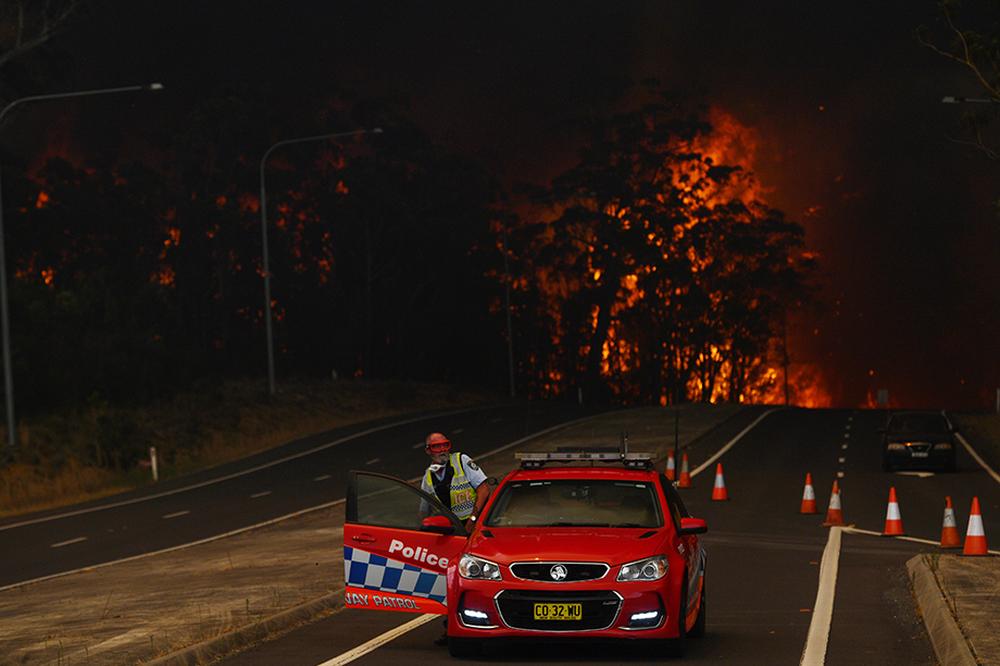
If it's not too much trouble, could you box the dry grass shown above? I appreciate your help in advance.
[0,378,495,518]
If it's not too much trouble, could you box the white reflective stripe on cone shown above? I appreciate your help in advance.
[829,492,841,510]
[803,486,815,500]
[886,502,901,521]
[943,509,957,528]
[967,514,986,537]
[714,474,725,488]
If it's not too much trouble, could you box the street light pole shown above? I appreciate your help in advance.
[259,127,381,397]
[0,83,164,457]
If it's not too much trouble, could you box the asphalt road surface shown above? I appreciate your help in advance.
[0,401,593,588]
[224,408,1000,665]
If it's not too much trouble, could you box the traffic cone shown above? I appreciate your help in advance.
[940,496,961,549]
[677,453,692,488]
[665,450,676,481]
[800,473,818,514]
[822,480,844,526]
[711,463,728,501]
[882,486,905,536]
[962,496,989,556]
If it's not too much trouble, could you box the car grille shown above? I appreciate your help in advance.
[495,590,622,631]
[907,443,931,454]
[510,562,610,582]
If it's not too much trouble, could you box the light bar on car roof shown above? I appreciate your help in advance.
[515,451,654,469]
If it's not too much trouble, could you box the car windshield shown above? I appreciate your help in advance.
[888,413,949,433]
[484,479,662,528]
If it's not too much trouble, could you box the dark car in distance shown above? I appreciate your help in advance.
[880,411,956,472]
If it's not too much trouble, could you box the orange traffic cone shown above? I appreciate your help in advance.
[665,450,676,481]
[711,463,729,501]
[677,453,692,488]
[940,496,961,549]
[822,480,844,526]
[800,473,818,514]
[962,496,989,556]
[882,486,905,536]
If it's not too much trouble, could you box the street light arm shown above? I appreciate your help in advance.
[257,126,380,397]
[0,83,165,126]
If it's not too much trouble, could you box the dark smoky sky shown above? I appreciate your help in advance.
[14,1,1000,408]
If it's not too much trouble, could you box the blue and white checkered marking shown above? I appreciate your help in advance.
[344,547,447,604]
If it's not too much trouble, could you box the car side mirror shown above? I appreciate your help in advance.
[421,515,455,535]
[678,517,708,535]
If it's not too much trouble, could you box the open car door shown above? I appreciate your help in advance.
[344,470,468,615]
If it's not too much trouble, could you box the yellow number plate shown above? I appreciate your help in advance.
[532,602,583,620]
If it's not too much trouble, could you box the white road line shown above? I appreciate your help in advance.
[162,511,190,519]
[452,428,464,434]
[50,537,87,548]
[845,424,851,430]
[842,526,1000,555]
[250,491,272,499]
[690,408,783,477]
[800,526,842,666]
[836,471,845,478]
[955,431,1000,485]
[411,441,425,449]
[837,457,845,464]
[0,404,494,532]
[841,444,848,450]
[895,471,934,478]
[843,433,850,439]
[314,474,332,481]
[365,458,381,466]
[316,613,437,666]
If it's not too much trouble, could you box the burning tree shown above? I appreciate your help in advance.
[501,95,816,404]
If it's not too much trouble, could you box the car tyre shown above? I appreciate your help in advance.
[447,636,482,659]
[688,573,706,638]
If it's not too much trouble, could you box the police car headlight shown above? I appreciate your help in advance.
[459,554,502,581]
[617,556,668,582]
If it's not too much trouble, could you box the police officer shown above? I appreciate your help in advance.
[421,432,489,528]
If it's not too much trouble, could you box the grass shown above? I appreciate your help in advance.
[0,378,496,518]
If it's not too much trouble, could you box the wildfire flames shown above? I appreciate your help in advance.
[510,105,830,407]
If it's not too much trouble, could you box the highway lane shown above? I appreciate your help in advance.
[0,401,593,588]
[224,407,1000,665]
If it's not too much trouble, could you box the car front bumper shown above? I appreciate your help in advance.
[447,577,682,640]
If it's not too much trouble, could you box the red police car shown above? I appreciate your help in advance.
[344,450,707,658]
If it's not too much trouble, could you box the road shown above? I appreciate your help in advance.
[0,401,592,588]
[224,408,1000,665]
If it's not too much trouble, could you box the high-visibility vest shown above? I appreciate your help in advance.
[424,452,476,519]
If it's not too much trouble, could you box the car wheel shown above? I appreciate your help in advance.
[688,573,706,638]
[447,636,482,659]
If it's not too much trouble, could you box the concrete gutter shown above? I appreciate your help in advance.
[906,554,978,666]
[144,591,342,666]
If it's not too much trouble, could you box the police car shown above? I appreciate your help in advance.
[344,449,707,658]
